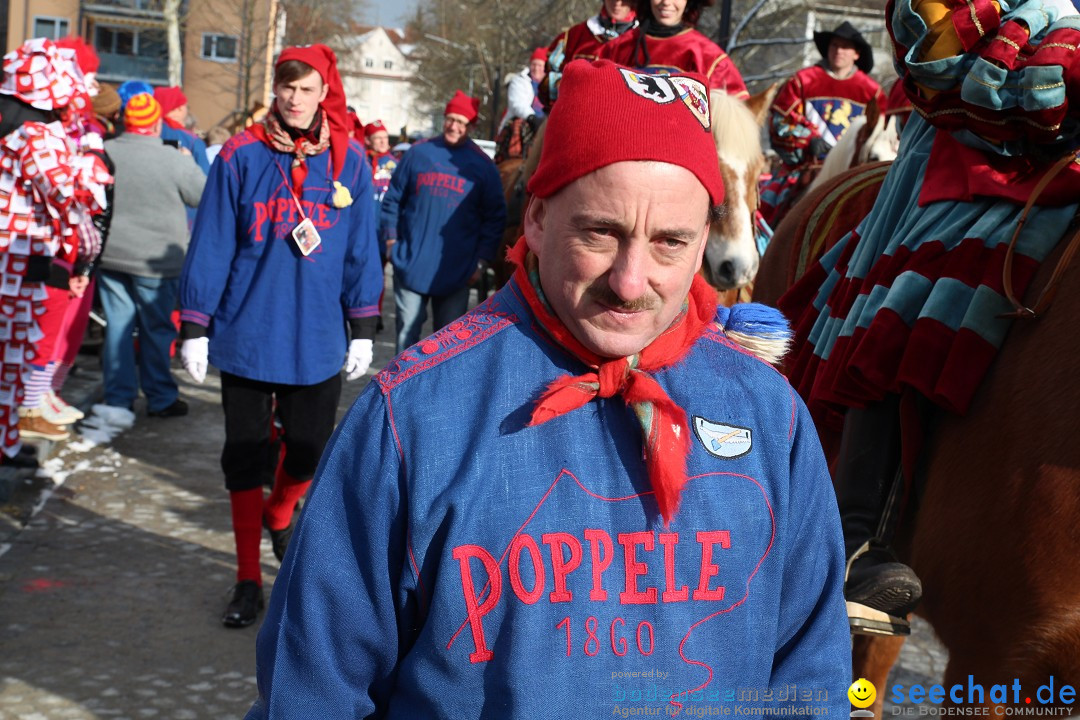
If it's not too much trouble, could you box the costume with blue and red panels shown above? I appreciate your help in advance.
[179,130,382,386]
[380,135,506,296]
[597,27,749,99]
[246,272,850,718]
[760,65,885,226]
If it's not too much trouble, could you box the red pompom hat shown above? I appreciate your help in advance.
[364,119,388,137]
[55,36,100,75]
[527,60,724,205]
[444,90,480,122]
[275,44,349,181]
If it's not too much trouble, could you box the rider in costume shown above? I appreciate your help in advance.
[597,0,748,100]
[541,0,638,107]
[761,22,886,227]
[778,0,1080,633]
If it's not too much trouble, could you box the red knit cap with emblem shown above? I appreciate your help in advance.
[444,90,480,122]
[528,59,723,205]
[275,44,350,182]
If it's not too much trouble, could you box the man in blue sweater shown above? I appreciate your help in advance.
[381,90,507,352]
[248,61,850,718]
[178,44,382,629]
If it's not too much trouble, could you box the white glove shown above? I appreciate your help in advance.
[344,338,374,381]
[181,337,209,384]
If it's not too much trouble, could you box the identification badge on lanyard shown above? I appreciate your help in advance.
[291,216,322,256]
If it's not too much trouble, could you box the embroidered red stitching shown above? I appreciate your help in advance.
[376,296,517,393]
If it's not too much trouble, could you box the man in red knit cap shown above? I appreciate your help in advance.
[380,89,506,352]
[178,43,382,629]
[247,60,848,718]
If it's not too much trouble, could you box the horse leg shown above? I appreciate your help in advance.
[853,633,906,716]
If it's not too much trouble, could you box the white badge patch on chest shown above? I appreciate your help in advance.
[693,416,752,459]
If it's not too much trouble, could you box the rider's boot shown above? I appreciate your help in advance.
[833,395,923,619]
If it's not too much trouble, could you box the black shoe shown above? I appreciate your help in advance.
[845,547,923,616]
[148,399,188,418]
[222,580,264,628]
[1,446,39,469]
[263,514,294,562]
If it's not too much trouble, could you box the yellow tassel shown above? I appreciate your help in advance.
[332,181,353,208]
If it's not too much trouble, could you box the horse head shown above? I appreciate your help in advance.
[857,95,900,165]
[702,86,773,291]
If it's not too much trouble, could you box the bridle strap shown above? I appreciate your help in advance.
[1000,151,1080,320]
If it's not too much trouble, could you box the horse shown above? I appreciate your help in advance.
[755,159,1080,711]
[700,84,775,300]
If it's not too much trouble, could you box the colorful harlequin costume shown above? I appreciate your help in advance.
[760,23,886,226]
[776,0,1080,623]
[247,60,848,719]
[0,38,110,455]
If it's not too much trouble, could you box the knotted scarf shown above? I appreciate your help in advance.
[250,107,330,198]
[509,240,718,525]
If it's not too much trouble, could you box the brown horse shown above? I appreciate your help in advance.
[756,161,1080,712]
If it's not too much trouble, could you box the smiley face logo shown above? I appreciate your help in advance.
[848,678,876,708]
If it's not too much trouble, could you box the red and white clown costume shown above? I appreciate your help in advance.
[0,38,110,455]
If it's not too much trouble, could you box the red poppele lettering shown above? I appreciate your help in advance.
[659,532,689,602]
[618,531,658,604]
[693,530,730,601]
[542,532,582,603]
[508,534,545,605]
[584,529,613,601]
[452,544,501,663]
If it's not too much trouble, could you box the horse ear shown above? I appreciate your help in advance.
[864,94,880,130]
[745,82,778,127]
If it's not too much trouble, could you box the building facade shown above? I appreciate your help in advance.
[4,0,282,132]
[338,25,432,140]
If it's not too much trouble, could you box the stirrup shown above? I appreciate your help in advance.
[845,540,912,637]
[847,601,911,636]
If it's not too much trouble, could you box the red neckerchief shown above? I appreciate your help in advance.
[249,108,331,198]
[508,239,717,525]
[163,116,184,131]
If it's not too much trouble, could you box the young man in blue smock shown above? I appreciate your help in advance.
[177,44,383,629]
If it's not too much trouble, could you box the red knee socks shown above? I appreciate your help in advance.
[229,487,264,585]
[263,463,311,532]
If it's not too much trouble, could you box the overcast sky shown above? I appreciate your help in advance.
[368,0,420,27]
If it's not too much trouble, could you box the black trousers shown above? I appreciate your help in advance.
[219,371,342,492]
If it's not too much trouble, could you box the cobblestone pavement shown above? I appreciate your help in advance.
[0,280,948,719]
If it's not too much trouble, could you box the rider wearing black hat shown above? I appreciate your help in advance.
[761,21,887,224]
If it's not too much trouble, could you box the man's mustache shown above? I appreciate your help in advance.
[585,283,658,312]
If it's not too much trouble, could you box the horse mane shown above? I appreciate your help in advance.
[710,89,763,170]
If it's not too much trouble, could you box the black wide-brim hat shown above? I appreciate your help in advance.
[814,21,874,74]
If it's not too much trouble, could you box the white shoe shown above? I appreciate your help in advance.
[44,390,84,424]
[89,404,136,429]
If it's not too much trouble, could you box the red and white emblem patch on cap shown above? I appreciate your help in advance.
[619,68,676,104]
[670,76,711,129]
[618,68,710,129]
